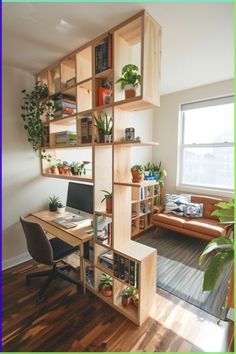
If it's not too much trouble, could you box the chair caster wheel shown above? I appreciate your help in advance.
[37,293,46,303]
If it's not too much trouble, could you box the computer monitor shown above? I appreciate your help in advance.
[66,182,93,216]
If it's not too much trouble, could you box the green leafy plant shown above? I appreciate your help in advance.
[101,190,112,203]
[70,161,87,176]
[100,273,112,289]
[94,113,112,135]
[116,64,141,89]
[199,201,234,291]
[121,286,137,297]
[49,195,61,207]
[21,81,55,157]
[149,162,167,187]
[131,165,144,172]
[57,203,65,208]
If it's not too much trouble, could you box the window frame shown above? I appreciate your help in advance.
[176,95,234,198]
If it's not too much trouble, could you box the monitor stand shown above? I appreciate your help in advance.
[66,206,93,221]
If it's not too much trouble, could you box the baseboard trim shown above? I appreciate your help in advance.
[2,252,32,270]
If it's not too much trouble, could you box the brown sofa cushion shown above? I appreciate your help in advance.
[183,218,226,237]
[152,213,188,227]
[191,195,222,219]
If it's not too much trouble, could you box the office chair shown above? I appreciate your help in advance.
[20,217,81,303]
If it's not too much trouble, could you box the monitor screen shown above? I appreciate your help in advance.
[66,182,93,214]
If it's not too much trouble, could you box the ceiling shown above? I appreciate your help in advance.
[2,2,233,95]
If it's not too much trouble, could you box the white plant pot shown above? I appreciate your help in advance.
[57,206,65,214]
[104,135,112,143]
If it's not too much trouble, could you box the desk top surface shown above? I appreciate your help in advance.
[27,210,93,246]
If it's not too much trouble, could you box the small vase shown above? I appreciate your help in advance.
[104,135,112,143]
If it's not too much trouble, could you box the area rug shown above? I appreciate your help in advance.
[136,229,232,320]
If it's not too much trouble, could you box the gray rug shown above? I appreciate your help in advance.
[136,229,232,320]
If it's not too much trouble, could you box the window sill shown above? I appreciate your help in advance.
[176,184,234,199]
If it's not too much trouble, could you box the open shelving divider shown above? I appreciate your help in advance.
[37,10,161,326]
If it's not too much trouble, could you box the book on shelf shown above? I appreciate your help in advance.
[55,131,77,145]
[95,34,112,74]
[81,117,92,144]
[131,211,138,219]
[114,253,139,288]
[65,77,76,88]
[95,215,112,246]
[98,250,113,270]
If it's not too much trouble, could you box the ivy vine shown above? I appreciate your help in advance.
[21,81,55,158]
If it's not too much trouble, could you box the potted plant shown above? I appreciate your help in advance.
[116,64,141,99]
[151,162,167,186]
[101,190,112,214]
[99,273,113,297]
[71,161,87,176]
[131,165,144,183]
[94,113,112,143]
[62,161,72,176]
[199,201,234,322]
[49,195,61,212]
[143,162,153,178]
[49,165,59,175]
[121,286,137,306]
[57,203,66,214]
[21,81,55,158]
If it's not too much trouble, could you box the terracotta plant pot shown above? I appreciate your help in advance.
[100,286,113,297]
[131,171,143,183]
[58,167,65,175]
[125,87,136,99]
[50,167,59,175]
[106,198,112,214]
[64,167,72,176]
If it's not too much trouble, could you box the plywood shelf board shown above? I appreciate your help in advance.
[114,180,158,188]
[42,173,93,183]
[115,240,156,262]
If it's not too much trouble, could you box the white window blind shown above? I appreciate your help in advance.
[177,96,234,194]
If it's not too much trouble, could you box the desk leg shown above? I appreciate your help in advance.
[80,244,86,295]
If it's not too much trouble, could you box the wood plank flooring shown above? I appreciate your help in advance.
[2,260,232,352]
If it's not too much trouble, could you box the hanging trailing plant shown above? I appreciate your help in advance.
[21,81,55,157]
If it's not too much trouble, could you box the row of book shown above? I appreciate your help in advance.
[80,117,92,144]
[55,130,77,145]
[114,253,139,288]
[53,93,77,119]
[95,34,112,74]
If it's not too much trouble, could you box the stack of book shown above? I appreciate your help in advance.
[98,250,113,270]
[95,34,112,74]
[53,93,77,119]
[114,253,139,288]
[80,117,92,143]
[95,215,112,246]
[55,131,77,145]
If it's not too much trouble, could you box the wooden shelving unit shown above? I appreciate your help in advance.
[37,10,161,326]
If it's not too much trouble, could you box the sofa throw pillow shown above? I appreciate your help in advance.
[184,203,203,218]
[165,194,191,216]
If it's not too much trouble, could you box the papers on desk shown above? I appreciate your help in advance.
[53,216,91,229]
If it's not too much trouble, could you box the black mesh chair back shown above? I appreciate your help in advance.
[20,217,53,266]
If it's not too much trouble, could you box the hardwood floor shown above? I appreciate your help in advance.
[2,260,232,352]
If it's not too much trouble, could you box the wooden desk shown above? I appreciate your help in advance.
[26,210,93,285]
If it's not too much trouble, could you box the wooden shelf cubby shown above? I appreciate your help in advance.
[37,10,161,326]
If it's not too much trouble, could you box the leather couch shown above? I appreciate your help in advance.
[152,195,232,241]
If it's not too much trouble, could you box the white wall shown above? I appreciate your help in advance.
[152,79,234,195]
[2,64,69,269]
[2,64,153,269]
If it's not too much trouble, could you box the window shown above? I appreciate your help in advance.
[177,96,234,195]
